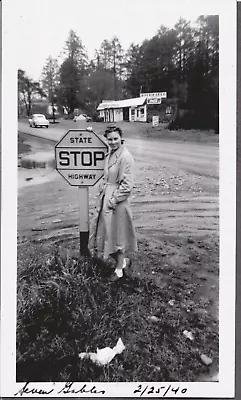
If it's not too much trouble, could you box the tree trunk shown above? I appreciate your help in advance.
[52,102,56,123]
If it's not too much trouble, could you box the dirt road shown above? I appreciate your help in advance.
[18,120,219,241]
[128,138,218,241]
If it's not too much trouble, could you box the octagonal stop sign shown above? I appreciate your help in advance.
[55,129,108,186]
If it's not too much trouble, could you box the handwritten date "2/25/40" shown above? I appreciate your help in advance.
[133,384,188,397]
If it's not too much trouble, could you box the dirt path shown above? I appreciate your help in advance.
[18,122,219,240]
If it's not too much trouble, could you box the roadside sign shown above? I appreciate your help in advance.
[141,92,166,105]
[147,98,162,104]
[152,116,159,127]
[140,92,167,98]
[55,128,108,256]
[55,129,108,186]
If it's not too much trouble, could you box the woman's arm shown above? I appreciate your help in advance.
[108,152,135,209]
[97,154,109,196]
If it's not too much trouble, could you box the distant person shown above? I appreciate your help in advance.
[89,125,137,281]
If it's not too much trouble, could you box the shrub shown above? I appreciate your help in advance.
[168,111,219,133]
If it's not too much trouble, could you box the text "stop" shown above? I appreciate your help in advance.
[58,150,105,168]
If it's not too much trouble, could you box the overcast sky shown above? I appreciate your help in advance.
[12,0,221,81]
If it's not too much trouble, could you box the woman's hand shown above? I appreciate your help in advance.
[108,197,116,210]
[98,180,105,195]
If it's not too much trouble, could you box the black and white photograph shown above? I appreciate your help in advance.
[0,0,237,397]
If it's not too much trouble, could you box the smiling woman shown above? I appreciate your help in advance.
[89,125,138,281]
[105,126,123,151]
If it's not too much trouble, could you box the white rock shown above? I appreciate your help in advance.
[201,354,213,366]
[79,338,125,366]
[183,330,194,341]
[148,315,160,323]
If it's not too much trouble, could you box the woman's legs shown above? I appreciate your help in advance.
[109,250,132,280]
[109,250,126,278]
[115,251,125,270]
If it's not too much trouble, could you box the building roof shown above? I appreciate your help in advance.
[97,96,147,110]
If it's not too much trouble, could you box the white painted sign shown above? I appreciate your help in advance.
[55,129,108,186]
[141,92,167,98]
[152,116,159,127]
[147,98,162,104]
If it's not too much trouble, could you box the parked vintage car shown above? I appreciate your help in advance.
[73,114,92,122]
[29,114,49,128]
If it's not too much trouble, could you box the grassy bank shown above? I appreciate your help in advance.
[17,240,218,382]
[18,134,32,155]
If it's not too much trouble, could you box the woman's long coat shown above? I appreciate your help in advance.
[89,144,137,259]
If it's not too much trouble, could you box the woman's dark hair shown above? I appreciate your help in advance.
[104,125,123,138]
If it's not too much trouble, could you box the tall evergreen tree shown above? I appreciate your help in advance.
[41,56,59,121]
[64,29,88,70]
[58,30,88,114]
[96,37,124,99]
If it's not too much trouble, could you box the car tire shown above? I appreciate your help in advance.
[46,126,49,129]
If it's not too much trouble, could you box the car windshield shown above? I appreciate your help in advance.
[34,115,45,118]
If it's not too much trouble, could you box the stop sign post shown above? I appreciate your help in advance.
[55,128,108,256]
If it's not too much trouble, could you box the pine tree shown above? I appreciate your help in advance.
[58,30,88,114]
[41,56,59,122]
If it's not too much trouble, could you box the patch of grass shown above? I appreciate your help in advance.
[17,243,218,382]
[18,136,31,156]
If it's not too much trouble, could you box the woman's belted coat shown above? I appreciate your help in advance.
[89,144,137,259]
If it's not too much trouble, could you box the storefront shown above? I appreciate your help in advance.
[97,94,175,123]
[97,97,147,123]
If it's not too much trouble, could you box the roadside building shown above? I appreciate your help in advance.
[97,92,176,123]
[97,97,147,123]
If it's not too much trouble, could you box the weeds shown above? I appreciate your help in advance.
[17,244,218,382]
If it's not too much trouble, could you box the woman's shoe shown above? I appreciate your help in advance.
[108,272,123,282]
[108,266,124,282]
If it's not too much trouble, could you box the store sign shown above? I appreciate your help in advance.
[141,92,167,99]
[147,98,162,104]
[152,116,159,127]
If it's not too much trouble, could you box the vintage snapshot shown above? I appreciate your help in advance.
[0,0,237,397]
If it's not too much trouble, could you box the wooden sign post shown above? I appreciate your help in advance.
[78,186,89,256]
[55,128,108,256]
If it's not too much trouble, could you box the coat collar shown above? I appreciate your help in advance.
[106,145,125,170]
